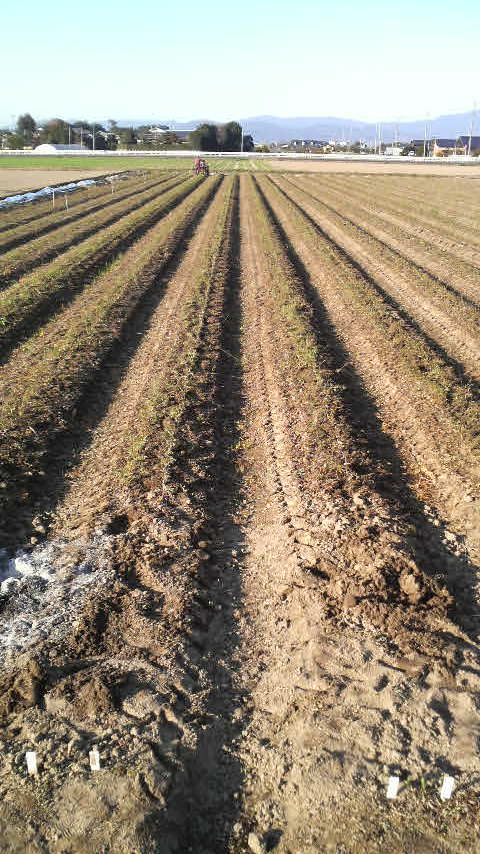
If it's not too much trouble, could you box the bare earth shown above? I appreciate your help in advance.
[0,169,111,196]
[0,172,479,853]
[268,159,480,175]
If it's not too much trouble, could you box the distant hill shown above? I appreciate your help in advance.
[114,112,476,144]
[4,111,474,145]
[236,113,477,144]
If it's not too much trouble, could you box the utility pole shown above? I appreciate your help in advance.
[468,101,476,156]
[92,122,95,151]
[241,128,244,153]
[68,124,71,145]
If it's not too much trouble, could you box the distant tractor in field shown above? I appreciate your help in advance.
[194,157,210,177]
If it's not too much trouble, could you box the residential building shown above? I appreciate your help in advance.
[457,135,480,153]
[432,138,461,157]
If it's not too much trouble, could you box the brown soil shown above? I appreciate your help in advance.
[267,159,480,175]
[0,169,111,197]
[298,174,480,304]
[273,176,480,384]
[0,171,479,853]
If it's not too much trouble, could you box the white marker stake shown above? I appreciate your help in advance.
[65,195,69,210]
[89,749,101,771]
[25,751,38,775]
[386,776,400,799]
[440,775,455,800]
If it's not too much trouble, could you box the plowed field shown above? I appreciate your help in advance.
[0,170,479,853]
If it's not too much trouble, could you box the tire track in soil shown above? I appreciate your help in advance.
[257,176,480,557]
[230,175,480,854]
[141,175,249,852]
[278,176,480,379]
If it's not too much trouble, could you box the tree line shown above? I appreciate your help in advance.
[189,122,254,151]
[2,114,254,152]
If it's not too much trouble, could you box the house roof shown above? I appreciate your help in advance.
[458,135,480,148]
[433,139,457,147]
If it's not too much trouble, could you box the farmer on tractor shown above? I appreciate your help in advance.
[194,157,209,177]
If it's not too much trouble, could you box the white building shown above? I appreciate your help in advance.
[34,143,89,154]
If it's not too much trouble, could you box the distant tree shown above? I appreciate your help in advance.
[217,121,242,151]
[107,119,118,132]
[242,134,254,152]
[16,113,36,144]
[117,127,137,148]
[39,118,71,145]
[103,133,118,150]
[189,123,218,151]
[162,131,179,146]
[5,132,24,149]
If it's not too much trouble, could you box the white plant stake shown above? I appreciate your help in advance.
[89,749,101,771]
[440,775,455,800]
[386,776,400,799]
[25,751,38,775]
[65,195,69,210]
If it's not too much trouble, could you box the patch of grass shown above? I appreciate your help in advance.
[0,155,271,172]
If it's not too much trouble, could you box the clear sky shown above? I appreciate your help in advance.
[2,0,479,125]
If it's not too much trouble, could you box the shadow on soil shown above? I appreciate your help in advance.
[149,178,249,852]
[255,176,480,646]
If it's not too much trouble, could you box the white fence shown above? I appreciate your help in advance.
[0,149,478,165]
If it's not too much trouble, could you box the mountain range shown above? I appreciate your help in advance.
[117,111,477,144]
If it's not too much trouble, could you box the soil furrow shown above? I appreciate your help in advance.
[319,174,480,272]
[255,175,480,557]
[0,175,202,362]
[1,169,480,854]
[229,173,480,854]
[0,173,178,254]
[54,177,236,538]
[318,174,480,250]
[0,176,222,548]
[275,176,480,386]
[303,175,480,303]
[0,173,186,285]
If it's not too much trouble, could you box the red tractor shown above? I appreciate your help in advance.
[194,157,210,177]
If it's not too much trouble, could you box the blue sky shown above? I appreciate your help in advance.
[2,0,479,125]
